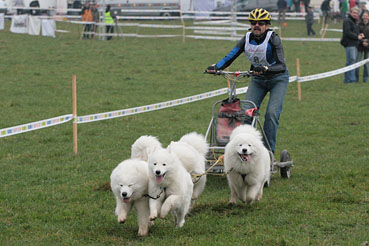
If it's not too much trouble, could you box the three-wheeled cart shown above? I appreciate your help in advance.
[204,70,293,184]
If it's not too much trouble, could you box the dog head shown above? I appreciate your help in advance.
[110,159,149,204]
[230,133,262,163]
[148,149,178,185]
[118,183,136,203]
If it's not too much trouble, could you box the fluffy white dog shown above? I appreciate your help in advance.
[131,135,162,161]
[110,159,151,236]
[224,125,271,205]
[147,148,193,227]
[167,132,209,208]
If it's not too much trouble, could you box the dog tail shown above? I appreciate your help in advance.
[179,132,209,157]
[131,135,162,161]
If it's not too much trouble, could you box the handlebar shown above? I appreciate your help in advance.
[204,70,253,81]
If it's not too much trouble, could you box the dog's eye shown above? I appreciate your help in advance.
[163,163,166,166]
[239,144,242,147]
[119,184,123,187]
[248,144,252,147]
[153,163,157,166]
[128,184,133,187]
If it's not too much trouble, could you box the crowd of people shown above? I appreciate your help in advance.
[341,6,369,83]
[81,3,115,40]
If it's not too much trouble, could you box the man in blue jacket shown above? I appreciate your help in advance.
[206,8,289,153]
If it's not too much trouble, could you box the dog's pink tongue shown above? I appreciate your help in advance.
[156,175,163,184]
[246,155,251,162]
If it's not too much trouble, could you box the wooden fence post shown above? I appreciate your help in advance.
[296,58,302,101]
[72,74,78,156]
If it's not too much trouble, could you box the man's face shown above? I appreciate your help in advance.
[351,9,359,20]
[250,21,269,37]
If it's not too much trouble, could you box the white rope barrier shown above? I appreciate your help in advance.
[1,55,367,137]
[0,114,73,138]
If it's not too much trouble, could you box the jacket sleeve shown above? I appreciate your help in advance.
[343,20,359,41]
[215,36,246,70]
[267,33,287,74]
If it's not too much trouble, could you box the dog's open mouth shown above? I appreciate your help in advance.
[123,197,131,203]
[155,173,165,184]
[239,153,251,162]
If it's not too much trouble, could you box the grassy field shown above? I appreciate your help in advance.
[0,18,368,245]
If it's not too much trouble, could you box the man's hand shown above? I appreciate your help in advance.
[252,66,268,75]
[205,64,219,74]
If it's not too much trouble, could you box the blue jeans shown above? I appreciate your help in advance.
[344,46,358,83]
[355,50,369,82]
[243,70,289,153]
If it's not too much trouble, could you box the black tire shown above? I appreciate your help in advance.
[280,150,291,179]
[160,11,171,17]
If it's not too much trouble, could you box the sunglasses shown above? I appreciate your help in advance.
[250,21,267,26]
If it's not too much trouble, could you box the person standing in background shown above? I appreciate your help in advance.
[92,4,99,39]
[105,5,114,40]
[341,0,349,19]
[305,6,316,35]
[355,10,369,82]
[81,2,93,39]
[340,7,364,83]
[277,0,287,23]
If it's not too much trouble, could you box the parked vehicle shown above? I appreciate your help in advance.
[0,0,7,14]
[213,0,279,15]
[108,0,181,17]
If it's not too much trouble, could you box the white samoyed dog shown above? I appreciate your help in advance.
[167,132,209,208]
[131,135,162,161]
[147,148,193,227]
[110,159,151,236]
[224,124,271,205]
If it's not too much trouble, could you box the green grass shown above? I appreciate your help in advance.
[1,19,369,245]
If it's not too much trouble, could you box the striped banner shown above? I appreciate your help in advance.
[1,58,368,137]
[297,58,369,82]
[76,87,248,124]
[0,114,73,138]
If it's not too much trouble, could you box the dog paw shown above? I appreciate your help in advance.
[149,216,157,221]
[118,218,126,224]
[228,200,237,206]
[138,228,149,236]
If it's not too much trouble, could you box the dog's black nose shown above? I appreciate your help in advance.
[242,148,248,154]
[155,170,161,175]
[122,192,127,197]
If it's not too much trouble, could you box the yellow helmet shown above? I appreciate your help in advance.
[249,8,271,22]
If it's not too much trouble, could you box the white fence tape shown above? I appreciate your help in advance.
[0,114,73,138]
[76,87,245,124]
[2,59,368,137]
[297,58,369,82]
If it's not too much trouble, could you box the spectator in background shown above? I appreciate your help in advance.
[331,0,340,22]
[341,0,349,19]
[340,7,364,83]
[92,4,99,38]
[277,0,287,23]
[292,0,300,12]
[81,2,93,39]
[305,6,316,35]
[303,0,310,12]
[349,0,356,10]
[359,2,368,18]
[321,0,331,24]
[355,10,369,82]
[105,5,114,40]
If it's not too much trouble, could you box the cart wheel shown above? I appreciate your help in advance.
[280,150,291,179]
